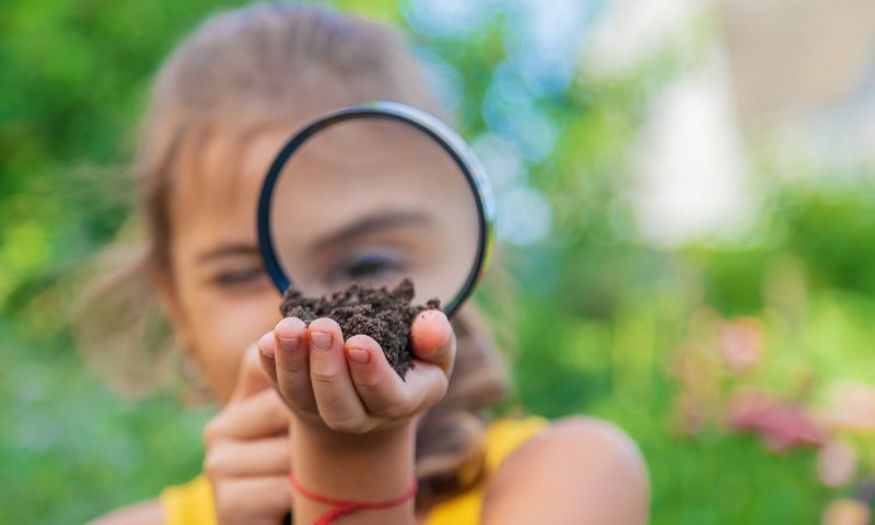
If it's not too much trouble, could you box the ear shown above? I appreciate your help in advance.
[148,259,195,353]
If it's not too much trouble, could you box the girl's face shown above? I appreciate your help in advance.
[161,120,479,402]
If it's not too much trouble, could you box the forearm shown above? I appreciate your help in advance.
[290,419,417,525]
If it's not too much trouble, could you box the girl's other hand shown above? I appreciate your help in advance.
[202,345,292,525]
[258,309,455,440]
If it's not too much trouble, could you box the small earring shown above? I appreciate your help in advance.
[179,354,213,405]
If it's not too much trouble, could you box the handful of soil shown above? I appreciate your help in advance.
[279,278,440,378]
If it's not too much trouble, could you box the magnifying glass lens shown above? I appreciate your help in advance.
[268,116,481,307]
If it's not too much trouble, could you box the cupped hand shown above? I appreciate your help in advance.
[257,309,455,436]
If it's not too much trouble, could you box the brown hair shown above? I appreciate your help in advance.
[75,2,511,509]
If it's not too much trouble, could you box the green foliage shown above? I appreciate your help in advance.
[1,1,874,524]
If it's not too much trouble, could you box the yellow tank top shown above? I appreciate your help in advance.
[161,417,547,525]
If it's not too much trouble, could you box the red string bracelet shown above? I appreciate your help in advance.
[289,470,418,525]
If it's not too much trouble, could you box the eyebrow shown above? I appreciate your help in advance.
[311,211,430,251]
[197,243,261,263]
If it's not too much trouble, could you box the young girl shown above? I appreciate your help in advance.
[86,3,648,524]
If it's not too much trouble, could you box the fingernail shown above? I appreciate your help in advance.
[277,335,299,353]
[310,331,332,352]
[258,333,275,358]
[347,346,370,364]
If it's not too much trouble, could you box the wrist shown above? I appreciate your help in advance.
[292,414,416,452]
[291,417,416,499]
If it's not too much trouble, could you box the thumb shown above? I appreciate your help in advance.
[410,309,456,377]
[231,343,273,401]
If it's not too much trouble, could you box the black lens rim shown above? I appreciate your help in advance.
[256,101,494,318]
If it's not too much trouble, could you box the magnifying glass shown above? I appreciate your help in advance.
[256,101,494,318]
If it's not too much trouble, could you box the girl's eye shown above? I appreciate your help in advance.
[325,251,408,286]
[210,267,264,287]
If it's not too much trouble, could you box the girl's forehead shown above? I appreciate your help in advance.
[168,124,293,232]
[168,81,373,205]
[165,118,477,250]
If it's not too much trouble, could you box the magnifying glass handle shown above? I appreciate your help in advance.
[283,512,293,524]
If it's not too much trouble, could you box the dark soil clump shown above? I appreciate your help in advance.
[279,278,440,378]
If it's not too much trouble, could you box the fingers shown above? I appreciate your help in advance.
[213,476,291,525]
[204,389,290,444]
[410,309,456,376]
[204,436,290,478]
[257,332,278,386]
[207,340,295,525]
[262,316,372,432]
[231,343,274,402]
[260,317,318,413]
[344,334,407,418]
[306,318,370,432]
[345,334,449,419]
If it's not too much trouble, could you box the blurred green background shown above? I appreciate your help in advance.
[2,0,875,523]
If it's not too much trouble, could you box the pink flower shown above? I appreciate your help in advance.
[821,498,870,525]
[728,388,826,452]
[826,382,875,434]
[717,317,763,374]
[817,440,858,487]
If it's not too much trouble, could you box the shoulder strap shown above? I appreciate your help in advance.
[424,416,549,525]
[160,474,218,525]
[483,416,550,473]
